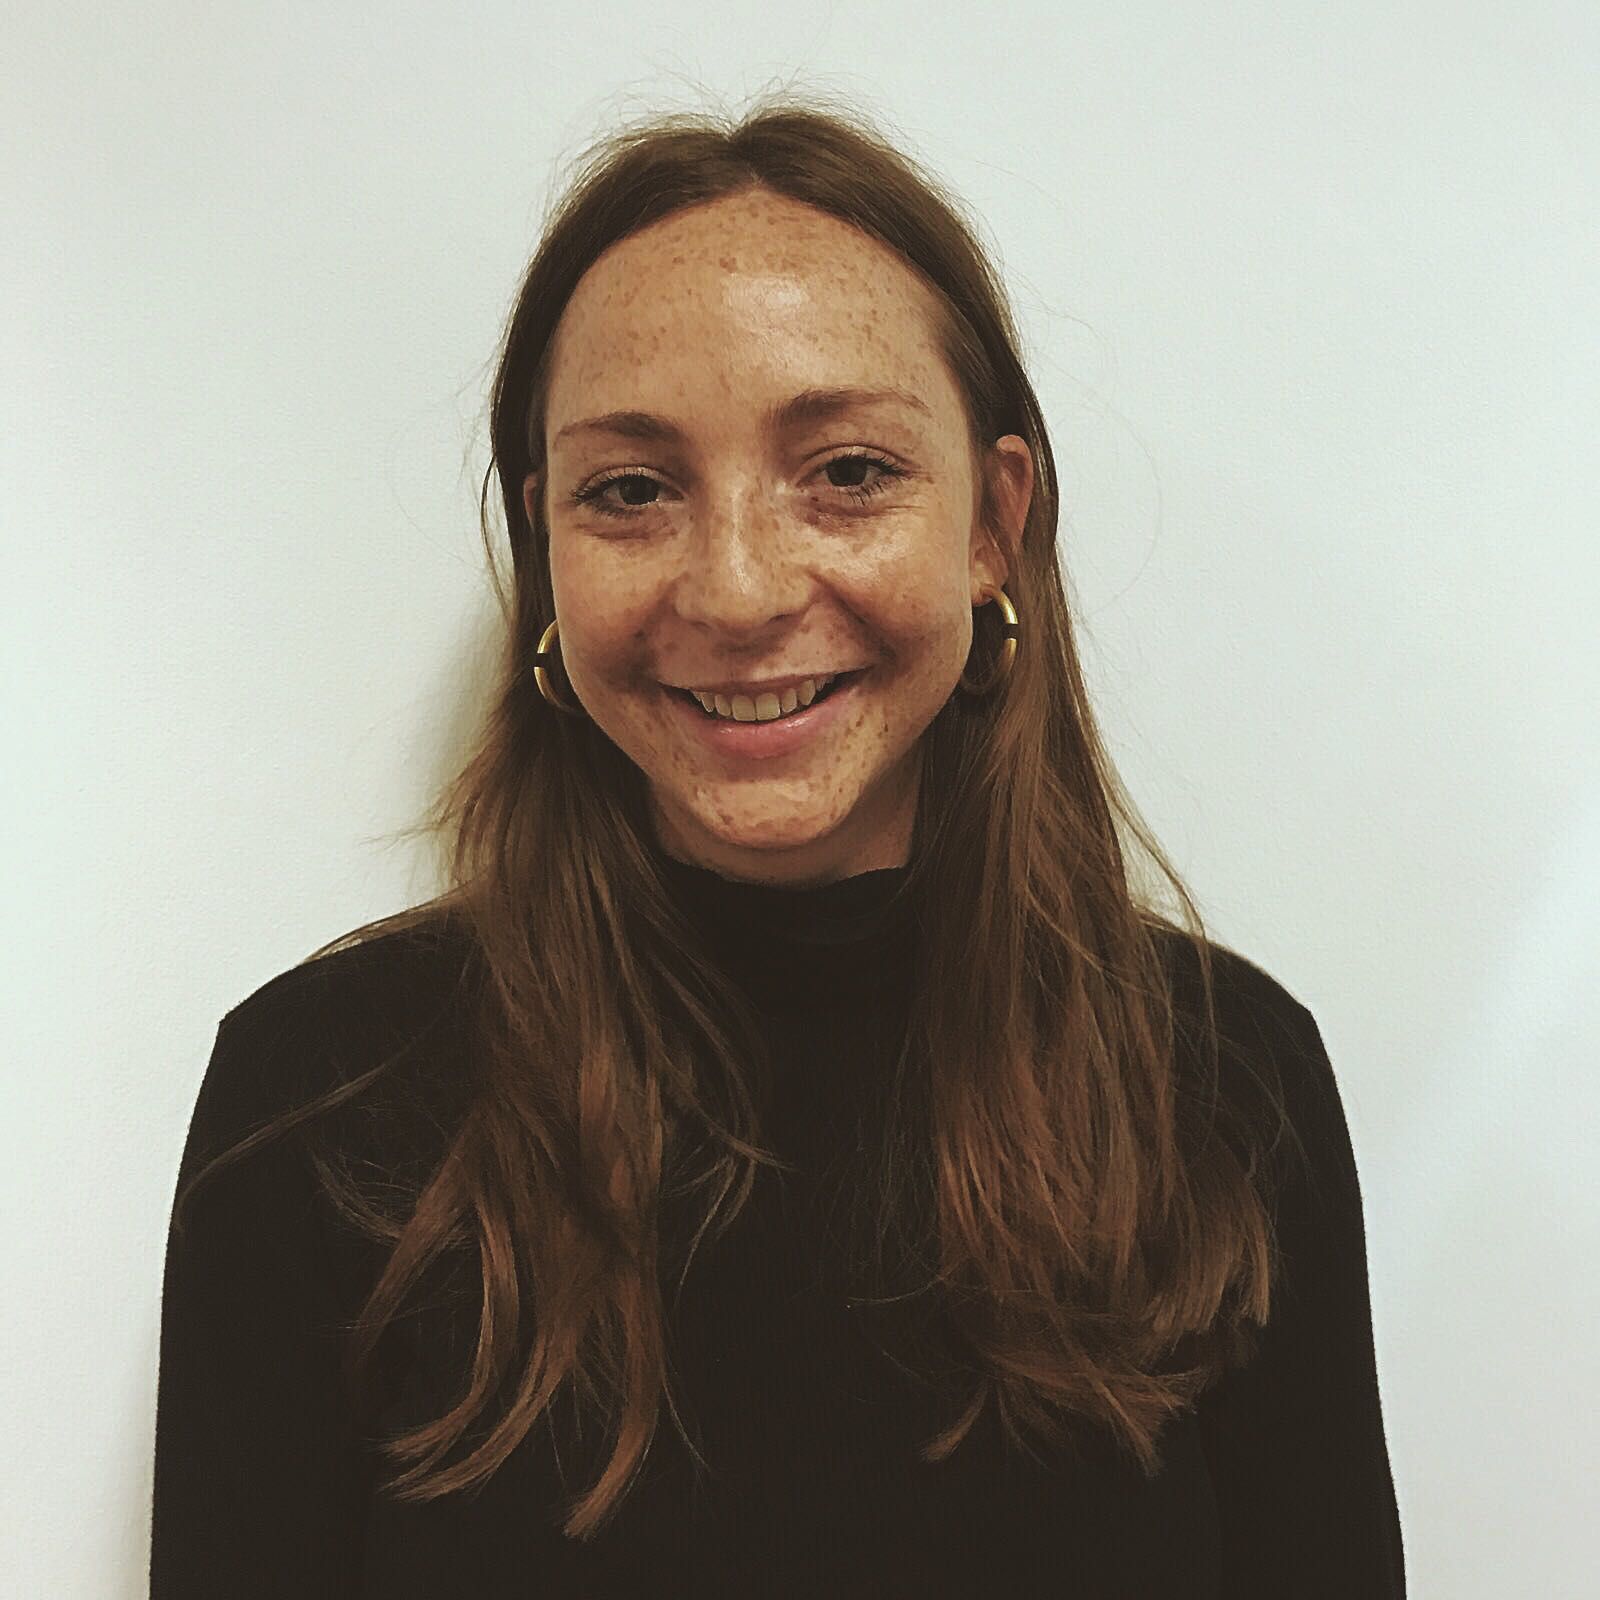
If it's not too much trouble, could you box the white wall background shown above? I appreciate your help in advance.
[6,2,1596,1594]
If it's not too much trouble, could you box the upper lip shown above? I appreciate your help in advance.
[666,668,862,697]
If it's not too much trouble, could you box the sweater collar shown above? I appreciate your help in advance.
[648,838,921,1014]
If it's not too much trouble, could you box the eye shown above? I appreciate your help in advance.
[569,469,661,517]
[568,451,906,521]
[821,451,904,506]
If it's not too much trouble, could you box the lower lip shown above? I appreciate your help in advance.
[662,672,867,761]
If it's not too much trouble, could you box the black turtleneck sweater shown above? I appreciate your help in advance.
[150,849,1405,1597]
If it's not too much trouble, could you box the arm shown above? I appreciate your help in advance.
[149,1001,374,1597]
[1194,996,1407,1596]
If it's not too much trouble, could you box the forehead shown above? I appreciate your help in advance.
[546,191,948,411]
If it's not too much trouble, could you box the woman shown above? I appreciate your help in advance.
[150,95,1405,1597]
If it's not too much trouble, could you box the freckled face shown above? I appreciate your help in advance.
[527,188,1030,885]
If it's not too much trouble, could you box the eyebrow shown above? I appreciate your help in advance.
[551,385,933,450]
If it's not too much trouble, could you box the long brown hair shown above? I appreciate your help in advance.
[174,88,1302,1540]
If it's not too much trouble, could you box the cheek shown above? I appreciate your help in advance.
[873,580,972,675]
[547,533,598,621]
[548,552,648,680]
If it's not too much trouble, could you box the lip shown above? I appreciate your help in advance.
[668,670,856,698]
[661,670,867,761]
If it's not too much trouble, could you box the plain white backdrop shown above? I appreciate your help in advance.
[5,2,1597,1594]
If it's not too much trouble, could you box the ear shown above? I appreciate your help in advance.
[522,469,542,529]
[969,435,1033,601]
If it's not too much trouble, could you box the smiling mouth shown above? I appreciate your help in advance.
[666,669,863,720]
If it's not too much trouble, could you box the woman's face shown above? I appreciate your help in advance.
[529,188,1032,885]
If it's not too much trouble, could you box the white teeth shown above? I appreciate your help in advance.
[688,673,840,722]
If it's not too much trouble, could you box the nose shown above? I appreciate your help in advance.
[668,490,813,634]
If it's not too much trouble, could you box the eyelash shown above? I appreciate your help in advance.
[568,451,905,521]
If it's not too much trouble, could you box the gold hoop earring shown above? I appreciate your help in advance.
[956,585,1020,695]
[533,617,588,717]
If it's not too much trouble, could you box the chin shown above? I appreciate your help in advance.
[660,791,856,854]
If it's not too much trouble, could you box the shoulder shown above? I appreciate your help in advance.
[1145,919,1319,1051]
[1143,921,1347,1199]
[186,909,481,1175]
[221,908,479,1049]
